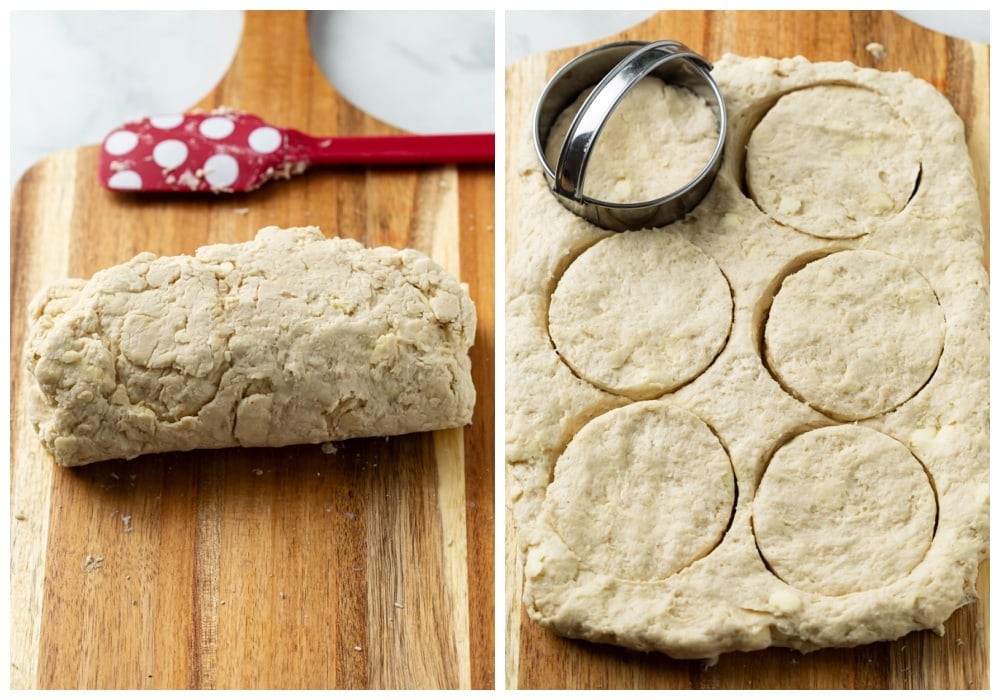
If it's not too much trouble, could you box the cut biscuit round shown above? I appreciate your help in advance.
[764,250,944,421]
[746,85,921,239]
[547,402,735,582]
[753,425,937,597]
[544,76,720,204]
[549,230,732,400]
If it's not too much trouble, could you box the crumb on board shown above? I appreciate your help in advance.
[353,646,363,652]
[83,555,104,572]
[866,41,887,59]
[393,602,404,609]
[122,514,134,533]
[320,442,338,454]
[233,207,250,215]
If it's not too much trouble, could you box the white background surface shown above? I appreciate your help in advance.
[8,10,991,190]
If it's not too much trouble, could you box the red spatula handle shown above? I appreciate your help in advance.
[299,132,494,165]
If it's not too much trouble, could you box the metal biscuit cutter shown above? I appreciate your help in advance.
[533,40,728,232]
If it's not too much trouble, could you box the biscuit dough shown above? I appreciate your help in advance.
[507,55,988,660]
[548,229,732,399]
[746,84,922,239]
[546,401,735,581]
[26,226,476,466]
[753,424,937,597]
[764,249,946,420]
[544,76,719,203]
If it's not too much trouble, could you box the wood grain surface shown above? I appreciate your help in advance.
[505,10,989,690]
[10,10,494,690]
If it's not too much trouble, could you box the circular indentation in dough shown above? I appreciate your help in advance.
[203,154,239,188]
[763,250,944,420]
[199,116,236,140]
[753,425,937,596]
[152,139,189,170]
[745,85,921,239]
[548,402,735,582]
[548,230,732,399]
[103,130,139,156]
[544,76,720,204]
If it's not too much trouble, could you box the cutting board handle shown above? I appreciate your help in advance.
[189,10,400,136]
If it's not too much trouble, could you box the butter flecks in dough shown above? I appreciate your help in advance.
[548,229,732,399]
[26,225,476,466]
[764,249,945,421]
[544,76,719,203]
[746,84,921,239]
[753,425,937,597]
[508,54,988,660]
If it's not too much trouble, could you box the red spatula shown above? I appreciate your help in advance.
[98,109,494,194]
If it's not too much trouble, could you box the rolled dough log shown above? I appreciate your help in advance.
[25,226,476,466]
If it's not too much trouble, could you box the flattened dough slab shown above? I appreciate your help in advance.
[507,55,988,660]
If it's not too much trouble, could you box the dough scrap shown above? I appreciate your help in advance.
[26,225,476,466]
[508,54,988,660]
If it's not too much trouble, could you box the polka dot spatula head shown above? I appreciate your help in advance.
[98,110,494,193]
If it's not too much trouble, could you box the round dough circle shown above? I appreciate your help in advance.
[545,76,720,204]
[753,425,937,597]
[549,230,732,399]
[746,85,921,239]
[548,402,735,582]
[764,250,944,420]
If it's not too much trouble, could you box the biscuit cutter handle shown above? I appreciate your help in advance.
[552,41,713,201]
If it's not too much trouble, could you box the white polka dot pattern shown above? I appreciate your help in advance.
[249,126,282,154]
[203,153,239,188]
[98,110,295,192]
[107,170,142,190]
[149,114,184,129]
[152,139,188,170]
[199,116,236,140]
[104,130,139,156]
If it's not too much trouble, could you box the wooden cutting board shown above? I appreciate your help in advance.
[505,10,988,690]
[10,10,494,690]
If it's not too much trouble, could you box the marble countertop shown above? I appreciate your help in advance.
[9,10,989,190]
